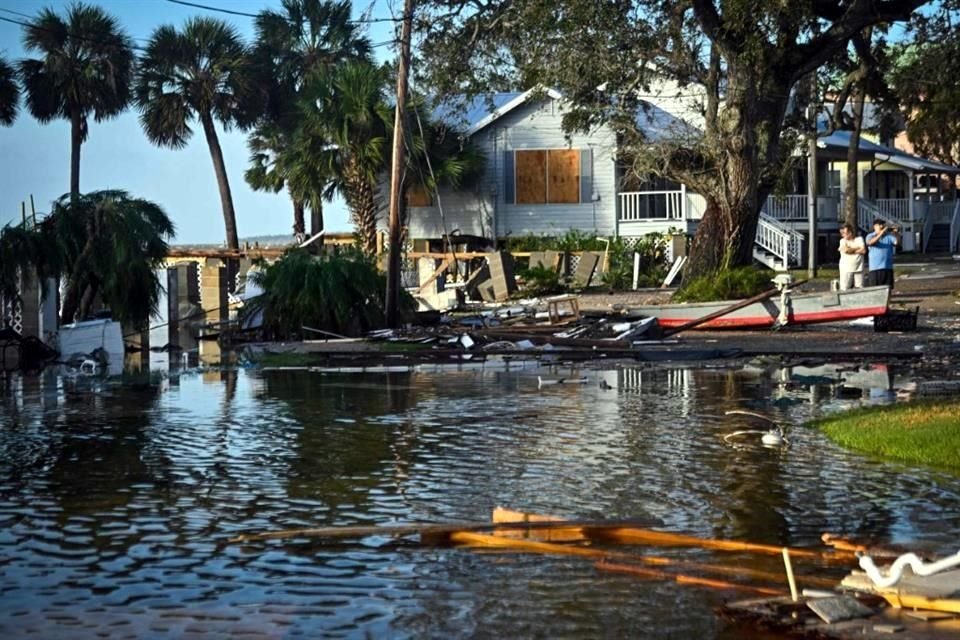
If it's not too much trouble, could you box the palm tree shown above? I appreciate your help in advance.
[0,190,174,327]
[57,191,174,325]
[0,57,19,126]
[248,0,372,237]
[136,18,253,250]
[18,3,134,200]
[302,61,390,256]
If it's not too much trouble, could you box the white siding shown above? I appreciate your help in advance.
[404,96,619,241]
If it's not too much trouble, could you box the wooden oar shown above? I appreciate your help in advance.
[660,279,808,338]
[228,517,660,544]
[492,508,853,562]
[597,560,785,596]
[449,531,836,588]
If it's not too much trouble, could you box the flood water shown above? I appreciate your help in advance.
[1,362,958,638]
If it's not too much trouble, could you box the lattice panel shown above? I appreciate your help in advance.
[1,272,23,334]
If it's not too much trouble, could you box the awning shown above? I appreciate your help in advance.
[816,129,959,173]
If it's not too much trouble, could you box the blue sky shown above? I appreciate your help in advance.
[0,0,396,245]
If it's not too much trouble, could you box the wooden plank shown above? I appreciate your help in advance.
[487,251,517,301]
[573,252,600,287]
[516,150,547,204]
[416,257,453,294]
[229,517,661,544]
[494,508,851,561]
[548,149,580,203]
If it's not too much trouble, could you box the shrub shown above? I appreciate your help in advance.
[246,248,414,338]
[517,265,567,296]
[673,266,771,302]
[601,233,669,291]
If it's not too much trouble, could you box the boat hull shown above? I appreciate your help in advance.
[630,286,891,329]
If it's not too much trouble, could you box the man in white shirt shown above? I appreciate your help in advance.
[838,223,865,290]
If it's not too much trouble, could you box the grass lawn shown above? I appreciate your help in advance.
[811,399,960,474]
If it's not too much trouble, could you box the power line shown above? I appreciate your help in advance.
[165,0,403,24]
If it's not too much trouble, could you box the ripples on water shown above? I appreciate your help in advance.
[1,363,958,638]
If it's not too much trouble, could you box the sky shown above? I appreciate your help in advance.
[0,0,397,245]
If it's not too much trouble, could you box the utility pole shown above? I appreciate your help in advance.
[385,0,414,328]
[806,79,818,279]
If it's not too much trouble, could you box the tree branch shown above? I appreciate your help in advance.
[786,0,926,79]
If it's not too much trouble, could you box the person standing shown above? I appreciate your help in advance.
[838,223,865,290]
[865,219,900,288]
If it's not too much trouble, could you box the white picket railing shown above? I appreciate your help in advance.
[874,198,911,221]
[755,213,803,270]
[762,195,807,220]
[618,190,684,221]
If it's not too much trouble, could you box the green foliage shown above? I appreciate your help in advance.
[18,3,133,129]
[0,56,18,126]
[503,229,608,252]
[0,191,174,327]
[601,233,669,291]
[812,399,960,474]
[247,248,414,338]
[673,266,771,302]
[517,265,566,297]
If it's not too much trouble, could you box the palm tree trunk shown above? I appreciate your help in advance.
[343,161,381,257]
[199,111,240,250]
[70,108,82,202]
[291,194,306,237]
[310,201,324,237]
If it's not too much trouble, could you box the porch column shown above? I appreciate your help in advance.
[680,183,688,221]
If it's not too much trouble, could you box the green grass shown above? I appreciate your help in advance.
[811,399,960,473]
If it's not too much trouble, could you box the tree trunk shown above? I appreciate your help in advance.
[343,160,381,257]
[199,112,240,250]
[844,87,866,229]
[680,69,789,286]
[310,201,324,237]
[291,196,306,237]
[59,211,99,324]
[70,108,82,202]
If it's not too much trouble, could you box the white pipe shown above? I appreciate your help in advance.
[859,550,960,588]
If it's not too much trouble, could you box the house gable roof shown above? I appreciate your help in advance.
[433,87,700,142]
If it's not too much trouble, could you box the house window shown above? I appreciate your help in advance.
[514,149,581,204]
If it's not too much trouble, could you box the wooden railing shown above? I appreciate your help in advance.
[618,190,684,221]
[874,198,910,221]
[762,195,807,220]
[755,213,803,270]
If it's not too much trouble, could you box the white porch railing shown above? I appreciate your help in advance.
[928,200,959,222]
[618,190,683,221]
[755,213,804,271]
[856,198,886,231]
[763,195,807,220]
[874,198,910,221]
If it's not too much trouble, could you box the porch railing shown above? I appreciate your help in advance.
[618,190,683,221]
[755,213,803,270]
[874,198,910,221]
[762,195,807,220]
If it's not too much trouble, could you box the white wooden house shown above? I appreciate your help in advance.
[397,87,960,269]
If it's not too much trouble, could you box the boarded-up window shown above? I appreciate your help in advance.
[406,184,432,207]
[548,149,579,203]
[513,149,581,204]
[516,150,547,204]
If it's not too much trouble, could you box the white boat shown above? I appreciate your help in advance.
[57,318,125,374]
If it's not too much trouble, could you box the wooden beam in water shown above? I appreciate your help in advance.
[449,531,836,589]
[493,508,852,561]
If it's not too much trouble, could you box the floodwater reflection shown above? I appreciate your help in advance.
[0,362,957,638]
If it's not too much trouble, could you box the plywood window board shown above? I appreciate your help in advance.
[516,150,547,204]
[548,149,580,203]
[514,149,580,204]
